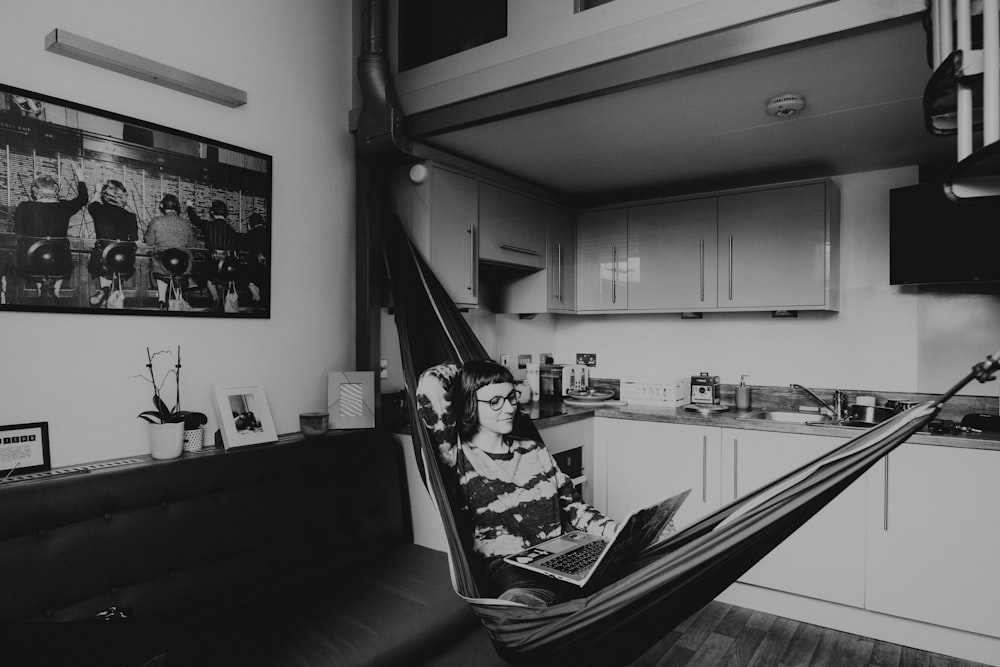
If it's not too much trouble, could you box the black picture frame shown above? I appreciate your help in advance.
[0,421,51,478]
[0,83,272,318]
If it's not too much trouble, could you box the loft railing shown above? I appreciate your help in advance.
[926,0,1000,198]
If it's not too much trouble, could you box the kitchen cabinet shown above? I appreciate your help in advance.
[576,209,628,311]
[722,428,865,607]
[390,164,479,307]
[717,182,838,310]
[546,207,577,312]
[575,179,838,314]
[494,197,577,314]
[478,182,546,270]
[627,198,719,310]
[594,418,722,528]
[865,443,1000,638]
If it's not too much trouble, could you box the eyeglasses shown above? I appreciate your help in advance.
[477,391,518,411]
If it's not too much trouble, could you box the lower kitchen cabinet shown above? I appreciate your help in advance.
[722,428,865,607]
[865,443,1000,639]
[595,419,722,528]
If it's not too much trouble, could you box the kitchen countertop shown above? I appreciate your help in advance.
[525,399,1000,452]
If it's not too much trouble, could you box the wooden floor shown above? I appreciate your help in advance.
[630,601,994,667]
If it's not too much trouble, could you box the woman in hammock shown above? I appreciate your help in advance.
[443,359,619,608]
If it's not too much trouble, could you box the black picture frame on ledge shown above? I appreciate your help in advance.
[0,83,272,318]
[0,421,51,479]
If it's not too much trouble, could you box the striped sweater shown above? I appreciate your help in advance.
[439,436,618,559]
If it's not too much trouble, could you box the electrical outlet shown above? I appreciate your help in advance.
[500,354,511,368]
[379,359,388,379]
[517,354,532,370]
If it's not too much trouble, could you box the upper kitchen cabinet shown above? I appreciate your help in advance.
[575,179,838,315]
[546,207,576,312]
[498,199,577,314]
[717,181,839,311]
[390,164,479,308]
[628,198,719,311]
[478,182,546,270]
[577,208,628,311]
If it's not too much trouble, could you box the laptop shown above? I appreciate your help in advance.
[503,489,691,587]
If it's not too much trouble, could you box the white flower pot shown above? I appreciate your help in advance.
[148,422,184,460]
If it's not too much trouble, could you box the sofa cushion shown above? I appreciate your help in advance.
[165,543,481,666]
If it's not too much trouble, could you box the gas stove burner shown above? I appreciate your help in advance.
[683,403,729,415]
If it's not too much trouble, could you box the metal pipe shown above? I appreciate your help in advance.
[932,0,942,67]
[957,0,974,160]
[940,0,954,59]
[984,0,1000,145]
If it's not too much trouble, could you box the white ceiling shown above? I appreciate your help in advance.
[421,18,958,203]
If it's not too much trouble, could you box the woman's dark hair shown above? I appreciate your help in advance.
[455,359,514,442]
[159,194,181,213]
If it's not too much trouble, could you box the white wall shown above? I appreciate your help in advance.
[0,0,356,466]
[544,167,997,395]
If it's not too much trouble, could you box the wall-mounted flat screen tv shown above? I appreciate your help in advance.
[889,183,1000,285]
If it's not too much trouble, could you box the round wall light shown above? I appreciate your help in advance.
[765,94,806,117]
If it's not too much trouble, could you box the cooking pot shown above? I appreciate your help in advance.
[845,404,894,426]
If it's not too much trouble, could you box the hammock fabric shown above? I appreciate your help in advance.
[382,212,963,666]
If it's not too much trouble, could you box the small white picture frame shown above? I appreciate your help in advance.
[327,371,375,429]
[212,384,278,449]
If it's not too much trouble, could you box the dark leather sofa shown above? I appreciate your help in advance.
[0,430,504,666]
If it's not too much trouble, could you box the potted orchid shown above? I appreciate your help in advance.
[137,346,208,458]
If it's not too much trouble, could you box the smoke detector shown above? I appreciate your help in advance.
[765,94,806,117]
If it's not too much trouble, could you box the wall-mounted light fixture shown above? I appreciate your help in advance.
[44,29,247,108]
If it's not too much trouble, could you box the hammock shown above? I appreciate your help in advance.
[382,212,996,666]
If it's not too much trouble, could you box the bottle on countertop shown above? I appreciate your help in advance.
[736,375,752,411]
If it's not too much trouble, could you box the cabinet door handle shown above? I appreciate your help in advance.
[612,245,617,304]
[466,227,473,291]
[699,237,705,302]
[499,242,540,256]
[883,454,890,531]
[467,226,478,296]
[702,435,708,502]
[556,244,563,302]
[728,235,734,301]
[733,438,739,498]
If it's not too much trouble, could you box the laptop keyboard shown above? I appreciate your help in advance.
[545,538,609,575]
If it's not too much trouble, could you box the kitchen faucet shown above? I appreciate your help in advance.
[789,384,847,421]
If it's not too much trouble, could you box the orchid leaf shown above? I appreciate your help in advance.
[138,411,164,424]
[153,395,172,416]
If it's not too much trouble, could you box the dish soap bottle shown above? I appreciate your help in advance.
[736,375,752,411]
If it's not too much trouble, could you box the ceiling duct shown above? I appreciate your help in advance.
[355,0,412,161]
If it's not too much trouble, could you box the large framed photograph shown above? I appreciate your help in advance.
[0,83,271,317]
[0,422,51,479]
[212,384,278,449]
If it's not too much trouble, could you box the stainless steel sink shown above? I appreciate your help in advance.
[744,410,836,425]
